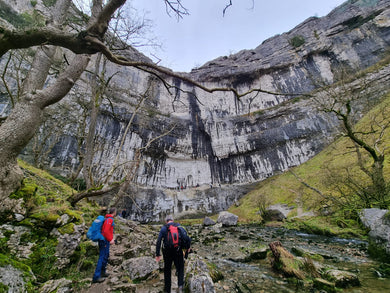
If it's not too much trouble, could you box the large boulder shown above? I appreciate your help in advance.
[360,208,390,255]
[265,204,294,221]
[122,256,159,281]
[217,211,238,226]
[51,223,85,269]
[203,216,216,226]
[0,264,34,293]
[185,255,215,293]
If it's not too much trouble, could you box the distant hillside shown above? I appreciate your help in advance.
[230,91,390,222]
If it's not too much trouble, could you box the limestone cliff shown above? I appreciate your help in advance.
[3,0,390,221]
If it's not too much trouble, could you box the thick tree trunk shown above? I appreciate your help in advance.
[0,0,128,202]
[0,54,90,202]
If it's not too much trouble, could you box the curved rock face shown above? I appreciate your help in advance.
[45,1,389,185]
[11,0,390,220]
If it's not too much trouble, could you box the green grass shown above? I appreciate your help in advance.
[229,92,390,231]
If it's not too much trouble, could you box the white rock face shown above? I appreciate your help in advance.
[5,0,390,220]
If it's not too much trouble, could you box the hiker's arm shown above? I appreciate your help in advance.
[155,227,165,258]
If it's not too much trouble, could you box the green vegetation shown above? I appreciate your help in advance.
[0,2,45,28]
[42,0,57,8]
[289,35,305,48]
[0,161,101,291]
[230,92,390,237]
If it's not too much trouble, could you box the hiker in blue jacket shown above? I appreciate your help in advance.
[155,215,191,293]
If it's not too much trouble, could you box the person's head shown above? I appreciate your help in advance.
[165,214,174,223]
[109,207,117,216]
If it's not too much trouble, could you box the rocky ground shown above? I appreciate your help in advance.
[71,215,390,293]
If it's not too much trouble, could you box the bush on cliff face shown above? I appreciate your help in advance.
[289,35,305,48]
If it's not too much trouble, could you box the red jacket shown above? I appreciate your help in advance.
[101,214,115,242]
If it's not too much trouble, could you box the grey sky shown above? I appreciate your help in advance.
[131,0,346,72]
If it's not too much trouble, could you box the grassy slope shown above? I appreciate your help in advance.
[229,92,390,232]
[1,160,103,291]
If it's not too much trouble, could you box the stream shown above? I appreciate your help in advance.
[188,225,390,293]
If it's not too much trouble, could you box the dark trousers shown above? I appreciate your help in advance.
[93,239,110,281]
[162,247,184,293]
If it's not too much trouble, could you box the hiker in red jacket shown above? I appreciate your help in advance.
[92,207,116,283]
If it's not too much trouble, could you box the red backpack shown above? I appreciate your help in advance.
[167,225,180,248]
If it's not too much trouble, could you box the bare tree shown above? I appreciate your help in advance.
[315,71,390,208]
[0,0,287,204]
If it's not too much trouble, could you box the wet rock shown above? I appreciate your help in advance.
[244,247,268,262]
[122,256,159,281]
[235,281,251,293]
[217,211,238,226]
[313,278,336,293]
[203,216,216,226]
[325,269,360,288]
[269,241,305,279]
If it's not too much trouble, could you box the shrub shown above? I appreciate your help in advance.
[289,35,305,48]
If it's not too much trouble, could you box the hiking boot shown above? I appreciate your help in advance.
[92,277,105,283]
[101,272,110,278]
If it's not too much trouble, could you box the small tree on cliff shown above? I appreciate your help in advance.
[315,71,390,209]
[0,0,281,204]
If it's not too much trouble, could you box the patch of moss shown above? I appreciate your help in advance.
[0,253,33,278]
[377,263,390,277]
[0,283,9,292]
[42,0,57,7]
[64,209,83,224]
[0,238,9,254]
[367,240,390,262]
[207,262,224,282]
[27,238,59,282]
[9,183,38,201]
[18,219,34,228]
[29,212,60,228]
[58,223,74,235]
[33,195,46,206]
